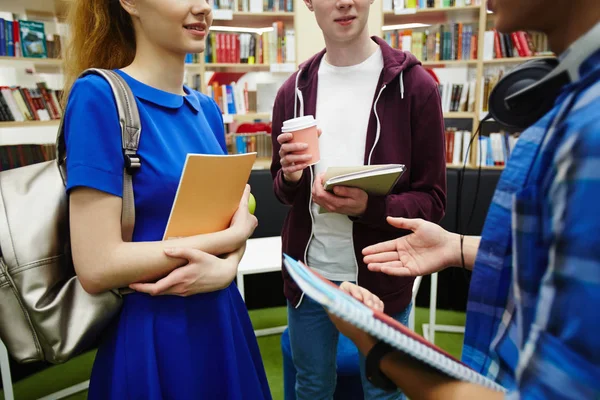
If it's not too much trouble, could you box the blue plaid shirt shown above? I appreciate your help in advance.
[462,29,600,398]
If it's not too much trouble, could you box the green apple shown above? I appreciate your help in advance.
[248,192,256,215]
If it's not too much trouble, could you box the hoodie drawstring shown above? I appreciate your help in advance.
[294,69,304,118]
[399,71,404,99]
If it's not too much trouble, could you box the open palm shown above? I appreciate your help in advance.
[362,217,454,277]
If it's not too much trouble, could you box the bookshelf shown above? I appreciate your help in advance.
[214,11,294,27]
[0,55,62,68]
[381,1,556,169]
[0,120,59,128]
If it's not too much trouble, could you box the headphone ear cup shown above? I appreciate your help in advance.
[488,59,559,130]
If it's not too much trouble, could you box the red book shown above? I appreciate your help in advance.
[282,255,507,392]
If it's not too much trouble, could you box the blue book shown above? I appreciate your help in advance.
[0,19,6,56]
[6,20,14,57]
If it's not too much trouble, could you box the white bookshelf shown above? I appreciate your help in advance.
[0,120,59,145]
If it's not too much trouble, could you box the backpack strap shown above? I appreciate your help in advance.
[56,68,141,243]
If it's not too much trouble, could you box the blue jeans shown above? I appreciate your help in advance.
[287,284,411,400]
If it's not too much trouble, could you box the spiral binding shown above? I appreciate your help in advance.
[331,297,507,393]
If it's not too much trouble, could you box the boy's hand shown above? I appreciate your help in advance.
[312,173,368,216]
[326,282,383,354]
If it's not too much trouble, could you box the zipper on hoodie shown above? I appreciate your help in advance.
[296,74,388,303]
[352,83,388,287]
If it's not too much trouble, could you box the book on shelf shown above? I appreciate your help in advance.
[483,29,552,60]
[476,131,519,167]
[0,144,56,172]
[444,128,471,165]
[0,14,63,59]
[236,0,294,12]
[438,80,476,113]
[384,22,478,62]
[208,80,251,116]
[384,0,482,13]
[210,0,293,12]
[0,83,63,123]
[281,253,507,393]
[163,152,256,240]
[204,24,294,65]
[231,132,272,158]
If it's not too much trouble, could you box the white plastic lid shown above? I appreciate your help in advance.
[281,115,317,133]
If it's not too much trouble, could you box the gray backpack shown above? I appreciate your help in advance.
[0,68,140,364]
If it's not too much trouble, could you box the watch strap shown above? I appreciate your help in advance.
[365,340,397,392]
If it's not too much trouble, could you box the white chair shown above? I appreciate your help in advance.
[422,272,465,344]
[0,339,90,400]
[408,275,423,331]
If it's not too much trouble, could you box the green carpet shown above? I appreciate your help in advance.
[1,307,466,400]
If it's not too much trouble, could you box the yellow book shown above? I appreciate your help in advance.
[163,152,257,240]
[319,164,406,214]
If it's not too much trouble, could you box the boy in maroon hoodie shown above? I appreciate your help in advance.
[269,0,446,397]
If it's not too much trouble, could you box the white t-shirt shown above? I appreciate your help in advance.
[307,46,384,282]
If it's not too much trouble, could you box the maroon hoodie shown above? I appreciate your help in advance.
[270,36,447,316]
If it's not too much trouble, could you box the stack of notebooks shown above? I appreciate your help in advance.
[282,254,507,393]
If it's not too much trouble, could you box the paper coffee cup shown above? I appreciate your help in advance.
[281,115,320,165]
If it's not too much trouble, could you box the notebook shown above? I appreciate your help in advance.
[163,152,257,240]
[322,164,405,195]
[282,253,507,393]
[319,164,405,214]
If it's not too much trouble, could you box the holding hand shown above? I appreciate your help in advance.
[363,217,456,277]
[130,244,245,296]
[312,173,368,217]
[277,129,322,183]
[327,282,383,353]
[230,184,258,244]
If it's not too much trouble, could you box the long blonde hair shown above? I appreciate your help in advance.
[62,0,136,109]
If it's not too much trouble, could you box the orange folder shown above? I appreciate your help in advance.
[163,152,257,240]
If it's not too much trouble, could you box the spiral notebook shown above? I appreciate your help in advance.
[282,254,507,393]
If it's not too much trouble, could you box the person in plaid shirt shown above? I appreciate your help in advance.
[323,0,600,398]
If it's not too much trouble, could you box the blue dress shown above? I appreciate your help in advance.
[64,70,272,399]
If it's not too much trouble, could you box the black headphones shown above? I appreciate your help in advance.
[487,57,568,130]
[487,22,600,130]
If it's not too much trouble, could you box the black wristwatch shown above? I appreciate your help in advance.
[365,340,397,392]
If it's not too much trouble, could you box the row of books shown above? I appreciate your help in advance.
[0,144,56,172]
[445,128,471,165]
[231,132,272,158]
[237,0,293,12]
[204,25,295,65]
[482,30,552,60]
[476,132,519,167]
[384,23,478,62]
[0,83,63,122]
[439,80,476,113]
[384,0,481,12]
[481,69,503,112]
[212,0,293,12]
[208,82,259,116]
[0,17,61,59]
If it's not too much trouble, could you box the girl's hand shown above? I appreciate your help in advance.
[129,244,246,296]
[229,184,258,243]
